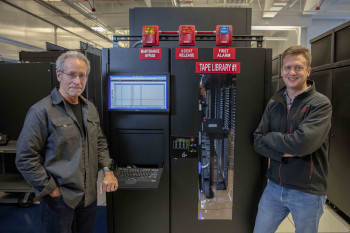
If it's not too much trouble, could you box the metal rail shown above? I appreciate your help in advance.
[113,34,264,47]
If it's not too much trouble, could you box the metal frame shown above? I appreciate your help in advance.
[113,34,264,48]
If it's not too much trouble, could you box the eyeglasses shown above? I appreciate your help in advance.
[282,65,306,73]
[59,70,87,80]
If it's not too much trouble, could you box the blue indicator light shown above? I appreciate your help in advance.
[199,212,203,220]
[220,26,229,34]
[199,162,201,174]
[198,131,201,145]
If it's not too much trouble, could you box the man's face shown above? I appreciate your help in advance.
[281,54,311,92]
[57,57,88,101]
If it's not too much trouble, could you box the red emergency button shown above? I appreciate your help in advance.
[142,25,159,46]
[216,25,233,46]
[179,25,196,46]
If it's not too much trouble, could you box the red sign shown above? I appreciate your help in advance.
[175,48,198,59]
[196,62,240,73]
[139,48,161,59]
[213,48,235,59]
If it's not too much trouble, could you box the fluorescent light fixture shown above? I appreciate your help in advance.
[252,26,299,31]
[263,6,283,18]
[302,11,317,15]
[273,2,288,7]
[273,0,290,5]
[91,27,106,32]
[270,6,284,11]
[263,12,279,18]
[264,37,288,41]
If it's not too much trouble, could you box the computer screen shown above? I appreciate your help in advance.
[108,74,169,111]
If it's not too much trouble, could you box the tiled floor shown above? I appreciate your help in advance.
[0,171,349,233]
[0,203,108,233]
[98,170,350,232]
[276,203,350,233]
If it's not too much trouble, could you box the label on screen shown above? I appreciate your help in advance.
[213,48,235,59]
[175,48,198,59]
[139,48,162,59]
[196,62,241,73]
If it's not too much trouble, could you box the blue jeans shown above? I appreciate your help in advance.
[253,181,326,233]
[40,195,97,233]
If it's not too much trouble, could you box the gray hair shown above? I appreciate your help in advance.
[56,50,91,75]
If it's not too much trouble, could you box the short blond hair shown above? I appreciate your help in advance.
[282,46,312,67]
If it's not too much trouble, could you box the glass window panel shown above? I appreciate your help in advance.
[198,74,236,220]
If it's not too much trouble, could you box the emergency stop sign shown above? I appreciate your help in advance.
[196,62,240,73]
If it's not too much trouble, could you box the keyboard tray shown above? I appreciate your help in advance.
[114,167,163,190]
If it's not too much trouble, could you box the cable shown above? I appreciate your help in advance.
[132,40,143,48]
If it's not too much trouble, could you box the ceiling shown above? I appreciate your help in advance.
[0,0,349,60]
[32,0,350,30]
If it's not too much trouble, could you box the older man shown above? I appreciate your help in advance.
[253,46,332,233]
[16,51,118,233]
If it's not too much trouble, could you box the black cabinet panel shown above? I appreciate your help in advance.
[170,48,269,233]
[311,34,332,68]
[328,66,350,217]
[310,69,332,101]
[0,63,54,140]
[335,25,350,63]
[103,44,271,233]
[103,48,170,233]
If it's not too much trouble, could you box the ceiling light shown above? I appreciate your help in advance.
[264,37,288,41]
[263,7,283,18]
[91,27,106,32]
[252,26,299,31]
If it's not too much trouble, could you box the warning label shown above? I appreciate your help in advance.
[139,48,162,59]
[175,48,198,59]
[213,48,235,59]
[196,62,241,73]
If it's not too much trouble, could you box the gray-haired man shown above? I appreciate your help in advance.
[16,51,118,233]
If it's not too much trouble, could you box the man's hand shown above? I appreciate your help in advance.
[282,153,296,158]
[49,186,61,197]
[100,171,119,194]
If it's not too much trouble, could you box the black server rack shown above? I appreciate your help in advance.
[102,48,171,233]
[309,69,332,101]
[102,47,271,233]
[272,54,283,95]
[170,47,270,233]
[0,63,55,196]
[19,47,103,113]
[0,63,55,140]
[328,66,350,217]
[310,20,350,218]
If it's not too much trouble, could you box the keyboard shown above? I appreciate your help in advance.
[115,168,161,180]
[115,167,163,190]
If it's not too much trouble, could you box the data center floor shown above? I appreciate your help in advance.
[0,171,349,233]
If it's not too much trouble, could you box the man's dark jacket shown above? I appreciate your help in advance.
[254,80,332,195]
[16,88,113,208]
